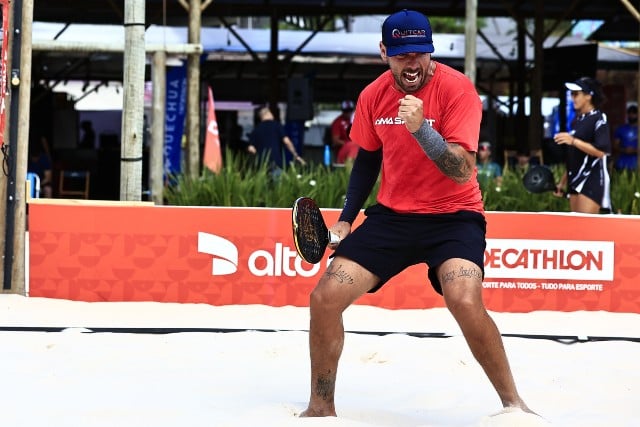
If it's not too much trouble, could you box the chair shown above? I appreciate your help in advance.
[26,172,40,199]
[503,149,544,172]
[529,149,544,166]
[503,149,518,172]
[58,170,90,199]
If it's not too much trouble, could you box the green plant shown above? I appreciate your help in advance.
[165,149,379,209]
[165,150,640,215]
[481,165,568,212]
[610,169,640,215]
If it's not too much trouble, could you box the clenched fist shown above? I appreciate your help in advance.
[398,95,424,133]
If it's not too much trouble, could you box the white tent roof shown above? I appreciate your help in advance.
[30,22,638,110]
[31,22,639,65]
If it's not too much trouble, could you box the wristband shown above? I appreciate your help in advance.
[411,121,447,160]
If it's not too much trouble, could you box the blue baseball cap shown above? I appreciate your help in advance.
[382,9,434,57]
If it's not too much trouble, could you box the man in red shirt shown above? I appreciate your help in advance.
[300,9,535,420]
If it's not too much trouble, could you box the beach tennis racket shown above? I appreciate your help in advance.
[522,165,557,193]
[292,197,340,264]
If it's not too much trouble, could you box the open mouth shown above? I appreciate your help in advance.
[403,71,420,84]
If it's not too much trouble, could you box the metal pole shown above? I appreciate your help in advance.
[120,0,146,200]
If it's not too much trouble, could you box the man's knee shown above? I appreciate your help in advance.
[309,277,349,314]
[443,283,484,315]
[309,284,331,308]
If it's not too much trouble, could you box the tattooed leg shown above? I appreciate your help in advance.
[439,258,534,414]
[324,263,356,286]
[300,257,378,417]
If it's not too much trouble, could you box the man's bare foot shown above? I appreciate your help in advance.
[298,407,337,417]
[499,405,540,418]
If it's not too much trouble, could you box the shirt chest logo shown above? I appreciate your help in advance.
[374,117,436,126]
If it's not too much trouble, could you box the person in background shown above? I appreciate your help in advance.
[476,141,502,190]
[230,123,249,153]
[28,135,53,198]
[553,77,611,214]
[247,106,306,177]
[300,9,534,419]
[612,104,638,171]
[335,124,359,165]
[79,120,96,149]
[329,100,354,157]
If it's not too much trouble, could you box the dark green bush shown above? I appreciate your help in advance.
[165,149,640,214]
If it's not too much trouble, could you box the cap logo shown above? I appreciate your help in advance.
[382,10,435,56]
[391,28,426,39]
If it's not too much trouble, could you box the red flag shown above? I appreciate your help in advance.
[203,86,222,173]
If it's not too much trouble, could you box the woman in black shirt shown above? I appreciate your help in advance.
[553,77,611,213]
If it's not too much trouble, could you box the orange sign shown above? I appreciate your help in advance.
[28,204,640,313]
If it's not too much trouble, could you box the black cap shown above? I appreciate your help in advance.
[565,77,598,95]
[565,77,603,106]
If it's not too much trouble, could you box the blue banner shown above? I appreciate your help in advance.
[164,64,187,178]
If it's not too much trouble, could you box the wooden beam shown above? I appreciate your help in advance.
[32,40,203,54]
[619,0,640,22]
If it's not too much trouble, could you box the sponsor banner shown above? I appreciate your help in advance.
[485,239,614,281]
[28,205,640,313]
[164,64,187,177]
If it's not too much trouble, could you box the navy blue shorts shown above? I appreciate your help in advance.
[332,204,486,295]
[568,175,605,206]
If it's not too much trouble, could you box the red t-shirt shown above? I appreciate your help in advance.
[330,114,352,152]
[350,62,484,214]
[337,141,359,164]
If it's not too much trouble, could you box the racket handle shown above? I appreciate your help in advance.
[328,231,340,245]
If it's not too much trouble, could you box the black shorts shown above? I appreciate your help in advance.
[568,176,605,206]
[332,204,486,295]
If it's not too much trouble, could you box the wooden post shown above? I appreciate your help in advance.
[120,0,146,201]
[150,51,166,204]
[515,16,527,154]
[6,0,33,294]
[186,0,202,179]
[464,0,477,85]
[268,10,279,112]
[529,0,544,152]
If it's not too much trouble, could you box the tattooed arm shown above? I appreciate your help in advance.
[431,143,475,184]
